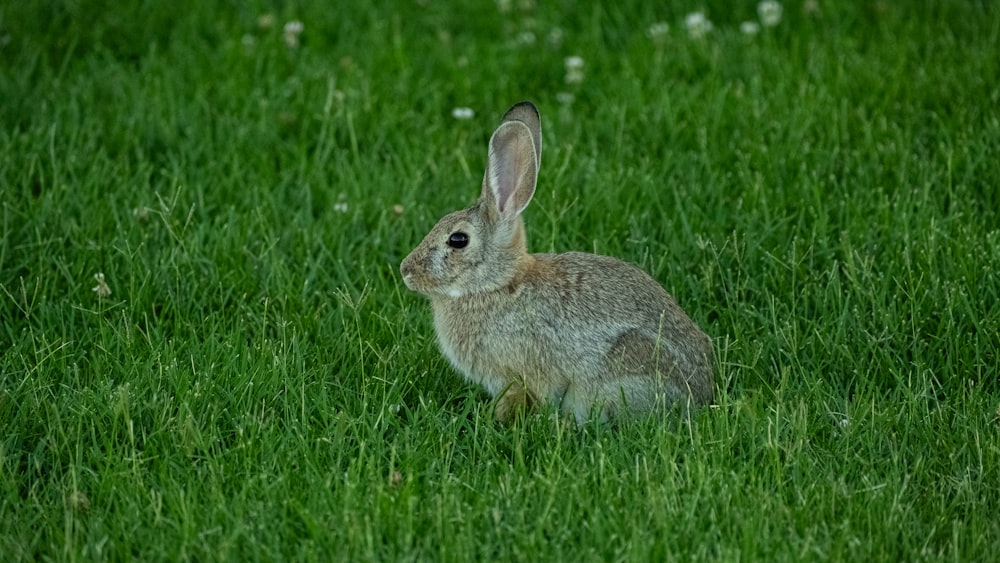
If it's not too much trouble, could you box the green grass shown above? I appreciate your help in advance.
[2,0,999,560]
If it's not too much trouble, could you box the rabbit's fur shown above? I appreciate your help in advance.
[400,102,713,423]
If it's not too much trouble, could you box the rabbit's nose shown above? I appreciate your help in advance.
[400,256,417,288]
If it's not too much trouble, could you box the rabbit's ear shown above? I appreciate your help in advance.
[483,117,539,218]
[500,102,541,166]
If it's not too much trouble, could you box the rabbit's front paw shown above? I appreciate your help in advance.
[494,387,534,423]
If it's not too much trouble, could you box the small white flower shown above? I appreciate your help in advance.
[451,107,475,120]
[92,273,111,298]
[496,0,512,13]
[283,20,304,48]
[832,414,850,437]
[564,56,585,84]
[515,31,536,45]
[740,21,761,35]
[388,403,402,414]
[684,12,714,39]
[646,21,670,40]
[758,1,783,27]
[333,202,349,213]
[564,56,585,70]
[257,14,276,30]
[556,92,575,105]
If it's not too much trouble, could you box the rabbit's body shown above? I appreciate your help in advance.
[430,251,712,422]
[401,102,713,423]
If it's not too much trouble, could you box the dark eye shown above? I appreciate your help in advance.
[447,231,469,249]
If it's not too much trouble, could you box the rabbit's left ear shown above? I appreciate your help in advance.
[483,105,541,217]
[499,101,541,165]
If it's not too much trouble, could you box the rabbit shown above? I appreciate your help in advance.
[400,101,713,424]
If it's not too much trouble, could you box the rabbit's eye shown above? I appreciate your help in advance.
[447,232,470,249]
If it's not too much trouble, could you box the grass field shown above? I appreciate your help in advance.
[2,1,999,560]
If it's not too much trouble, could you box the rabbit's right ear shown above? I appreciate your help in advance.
[482,109,540,219]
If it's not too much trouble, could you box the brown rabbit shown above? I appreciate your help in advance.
[400,102,713,423]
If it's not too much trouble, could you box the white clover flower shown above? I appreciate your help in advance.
[451,107,475,120]
[646,22,670,41]
[758,1,783,27]
[283,20,304,48]
[556,92,575,105]
[516,30,536,45]
[257,13,276,30]
[564,56,585,84]
[740,21,761,35]
[92,273,111,298]
[496,0,512,13]
[831,413,850,437]
[333,202,349,213]
[684,12,714,39]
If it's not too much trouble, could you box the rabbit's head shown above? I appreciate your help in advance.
[401,102,542,298]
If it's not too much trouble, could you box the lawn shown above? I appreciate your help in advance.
[2,1,999,560]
